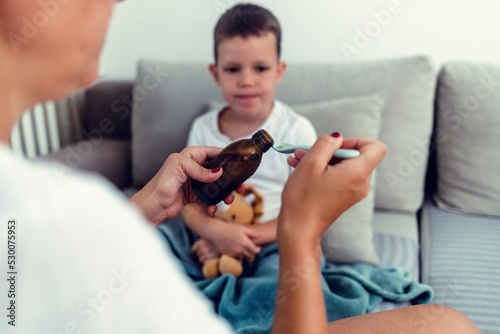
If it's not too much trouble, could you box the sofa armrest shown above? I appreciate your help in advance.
[81,80,134,141]
[38,139,131,189]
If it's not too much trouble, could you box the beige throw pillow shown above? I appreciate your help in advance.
[292,94,385,264]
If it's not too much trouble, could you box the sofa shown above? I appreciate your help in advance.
[36,55,500,333]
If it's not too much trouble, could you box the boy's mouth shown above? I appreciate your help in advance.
[235,94,259,102]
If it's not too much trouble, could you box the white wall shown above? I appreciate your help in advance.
[100,0,500,79]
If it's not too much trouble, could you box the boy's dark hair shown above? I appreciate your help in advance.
[214,3,281,62]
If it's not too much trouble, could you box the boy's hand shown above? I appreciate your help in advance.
[205,219,263,260]
[191,239,221,264]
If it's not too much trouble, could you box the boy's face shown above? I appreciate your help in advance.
[209,33,286,121]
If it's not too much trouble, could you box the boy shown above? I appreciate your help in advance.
[181,3,317,263]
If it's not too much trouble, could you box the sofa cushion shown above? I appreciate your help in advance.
[131,57,436,214]
[434,62,500,216]
[291,94,385,265]
[369,210,420,313]
[420,202,500,333]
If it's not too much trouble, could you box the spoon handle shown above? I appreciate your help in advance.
[332,149,360,159]
[292,146,360,159]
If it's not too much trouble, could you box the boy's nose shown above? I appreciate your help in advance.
[238,69,254,87]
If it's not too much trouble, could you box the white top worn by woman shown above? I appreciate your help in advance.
[0,145,233,334]
[187,100,318,223]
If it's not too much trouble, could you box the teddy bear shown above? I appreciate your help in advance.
[202,184,264,279]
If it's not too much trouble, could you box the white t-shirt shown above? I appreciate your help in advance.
[187,100,317,223]
[0,146,233,334]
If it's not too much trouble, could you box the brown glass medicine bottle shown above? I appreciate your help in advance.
[191,129,274,205]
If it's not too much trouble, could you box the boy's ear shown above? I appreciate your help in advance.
[208,64,221,86]
[275,61,287,84]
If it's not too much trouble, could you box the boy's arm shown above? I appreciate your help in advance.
[181,204,263,259]
[248,219,277,245]
[181,204,220,238]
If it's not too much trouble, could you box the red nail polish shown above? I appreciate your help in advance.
[331,132,341,138]
[211,167,221,173]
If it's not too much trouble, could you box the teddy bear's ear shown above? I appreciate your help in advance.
[217,201,231,212]
[243,193,255,205]
[213,199,232,221]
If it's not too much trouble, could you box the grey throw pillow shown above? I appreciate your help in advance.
[434,62,500,216]
[292,94,385,264]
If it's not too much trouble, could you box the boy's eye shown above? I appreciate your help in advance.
[224,67,239,73]
[256,66,269,72]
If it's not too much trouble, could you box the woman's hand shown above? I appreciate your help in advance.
[130,146,245,226]
[279,134,387,243]
[272,134,387,334]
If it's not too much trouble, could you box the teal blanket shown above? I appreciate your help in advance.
[157,219,432,334]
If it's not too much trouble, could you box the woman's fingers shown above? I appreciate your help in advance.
[180,145,222,165]
[294,135,343,172]
[341,138,387,170]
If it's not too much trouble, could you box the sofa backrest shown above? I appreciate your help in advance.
[433,61,500,216]
[131,56,437,214]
